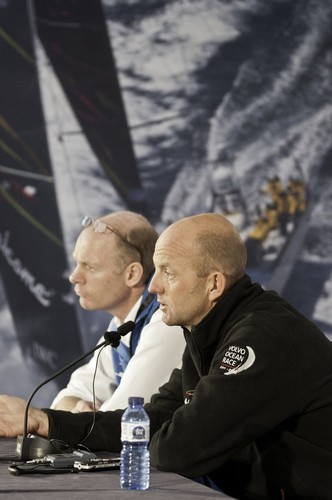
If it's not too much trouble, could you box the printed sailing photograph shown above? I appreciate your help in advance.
[1,0,332,405]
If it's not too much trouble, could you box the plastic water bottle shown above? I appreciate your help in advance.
[120,396,150,490]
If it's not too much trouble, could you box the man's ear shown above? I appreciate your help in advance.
[207,272,227,301]
[125,262,144,287]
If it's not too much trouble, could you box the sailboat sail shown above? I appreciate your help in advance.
[0,0,82,385]
[32,0,144,211]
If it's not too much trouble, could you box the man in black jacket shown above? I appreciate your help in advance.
[1,213,332,499]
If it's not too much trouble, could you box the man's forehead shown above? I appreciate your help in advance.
[154,234,192,263]
[74,229,116,258]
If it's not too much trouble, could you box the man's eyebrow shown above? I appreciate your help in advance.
[159,262,171,269]
[73,255,98,268]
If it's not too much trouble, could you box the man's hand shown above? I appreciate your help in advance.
[0,395,49,438]
[54,396,102,413]
[72,399,102,413]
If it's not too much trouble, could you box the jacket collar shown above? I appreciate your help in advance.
[188,274,263,353]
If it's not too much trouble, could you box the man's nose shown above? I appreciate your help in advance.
[69,267,80,284]
[148,272,158,294]
[149,272,160,293]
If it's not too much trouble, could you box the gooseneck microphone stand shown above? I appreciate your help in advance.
[16,321,135,460]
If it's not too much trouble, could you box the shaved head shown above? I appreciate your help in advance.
[159,213,247,285]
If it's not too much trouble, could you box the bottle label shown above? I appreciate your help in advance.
[121,423,150,442]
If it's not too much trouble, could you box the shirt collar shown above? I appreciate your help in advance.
[107,295,143,331]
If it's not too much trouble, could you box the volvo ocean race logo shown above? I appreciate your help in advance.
[220,345,256,375]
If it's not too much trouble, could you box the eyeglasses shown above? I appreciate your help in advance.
[81,216,141,262]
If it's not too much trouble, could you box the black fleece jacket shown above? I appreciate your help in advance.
[44,275,332,499]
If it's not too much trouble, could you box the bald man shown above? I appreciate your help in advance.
[51,211,185,412]
[1,213,332,499]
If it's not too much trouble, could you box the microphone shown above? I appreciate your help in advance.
[16,320,135,460]
[104,320,135,347]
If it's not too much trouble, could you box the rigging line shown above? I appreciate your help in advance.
[27,0,83,218]
[35,18,98,30]
[99,157,129,196]
[39,53,130,198]
[0,27,35,65]
[0,165,53,183]
[130,112,182,129]
[45,82,82,210]
[0,186,63,248]
[53,111,182,135]
[0,139,39,172]
[0,116,50,175]
[31,31,130,202]
[43,60,130,198]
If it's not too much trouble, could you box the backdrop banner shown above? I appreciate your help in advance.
[0,0,83,386]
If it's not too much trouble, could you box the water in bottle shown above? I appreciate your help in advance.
[120,396,150,490]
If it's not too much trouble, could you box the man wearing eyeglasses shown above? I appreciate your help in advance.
[50,211,185,412]
[1,213,332,497]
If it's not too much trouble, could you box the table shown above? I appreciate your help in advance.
[0,439,235,499]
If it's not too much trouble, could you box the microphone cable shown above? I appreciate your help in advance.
[77,320,135,448]
[16,320,135,460]
[78,343,108,448]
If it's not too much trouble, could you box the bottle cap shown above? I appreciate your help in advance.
[128,396,144,406]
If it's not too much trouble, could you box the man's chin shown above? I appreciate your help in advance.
[79,299,94,310]
[161,312,175,326]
